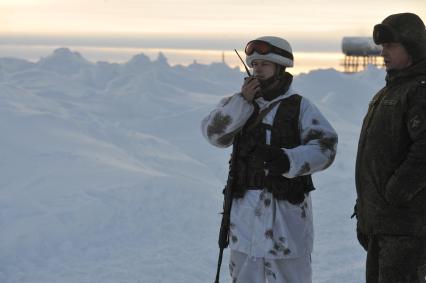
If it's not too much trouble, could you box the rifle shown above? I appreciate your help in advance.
[214,133,240,283]
[214,49,249,283]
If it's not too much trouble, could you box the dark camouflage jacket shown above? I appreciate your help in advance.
[355,59,426,236]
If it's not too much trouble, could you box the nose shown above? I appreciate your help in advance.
[253,66,261,74]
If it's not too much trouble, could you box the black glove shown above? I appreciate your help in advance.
[287,189,306,204]
[264,175,305,204]
[252,144,290,175]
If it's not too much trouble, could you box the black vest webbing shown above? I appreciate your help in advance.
[233,94,315,203]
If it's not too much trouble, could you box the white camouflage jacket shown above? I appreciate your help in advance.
[201,86,338,259]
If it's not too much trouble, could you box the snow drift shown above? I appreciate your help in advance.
[0,48,385,283]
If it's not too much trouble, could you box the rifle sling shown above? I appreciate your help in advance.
[246,98,286,132]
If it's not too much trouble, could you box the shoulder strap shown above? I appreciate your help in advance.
[246,98,286,132]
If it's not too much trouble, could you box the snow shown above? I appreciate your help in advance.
[0,48,385,283]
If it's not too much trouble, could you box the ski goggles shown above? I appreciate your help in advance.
[373,24,401,44]
[245,40,293,61]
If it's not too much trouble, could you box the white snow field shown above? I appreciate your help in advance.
[0,48,385,283]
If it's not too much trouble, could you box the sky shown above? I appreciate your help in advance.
[1,0,425,52]
[0,0,424,72]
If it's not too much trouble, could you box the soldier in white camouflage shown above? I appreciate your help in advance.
[202,36,338,283]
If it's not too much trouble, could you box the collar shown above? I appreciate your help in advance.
[258,72,293,101]
[386,59,426,86]
[255,85,295,110]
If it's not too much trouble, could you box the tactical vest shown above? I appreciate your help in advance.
[233,94,315,203]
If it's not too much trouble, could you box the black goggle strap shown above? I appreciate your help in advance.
[245,40,293,61]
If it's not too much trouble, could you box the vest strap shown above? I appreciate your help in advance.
[246,99,286,132]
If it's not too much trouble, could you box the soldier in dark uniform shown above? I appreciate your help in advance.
[355,12,426,283]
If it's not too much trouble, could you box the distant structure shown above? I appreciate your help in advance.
[342,37,384,72]
[222,51,225,64]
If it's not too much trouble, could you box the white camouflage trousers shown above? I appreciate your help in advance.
[229,250,312,283]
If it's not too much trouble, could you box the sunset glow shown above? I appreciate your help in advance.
[0,0,424,71]
[1,0,425,38]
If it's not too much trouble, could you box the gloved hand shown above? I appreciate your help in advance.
[287,186,306,204]
[241,77,261,102]
[264,175,305,204]
[252,144,290,175]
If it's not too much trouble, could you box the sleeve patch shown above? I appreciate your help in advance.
[409,114,423,131]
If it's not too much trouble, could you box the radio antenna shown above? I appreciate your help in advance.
[234,49,251,76]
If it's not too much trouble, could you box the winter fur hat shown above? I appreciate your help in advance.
[245,36,294,68]
[373,13,426,61]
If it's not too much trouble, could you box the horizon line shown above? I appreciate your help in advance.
[0,33,352,53]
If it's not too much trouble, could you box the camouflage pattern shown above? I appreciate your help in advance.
[229,249,312,283]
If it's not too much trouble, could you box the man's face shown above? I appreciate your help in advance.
[252,60,276,80]
[381,42,412,71]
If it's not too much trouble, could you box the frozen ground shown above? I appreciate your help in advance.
[0,48,385,283]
